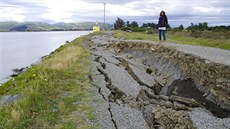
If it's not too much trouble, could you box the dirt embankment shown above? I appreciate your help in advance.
[87,32,230,129]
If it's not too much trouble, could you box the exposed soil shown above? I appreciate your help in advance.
[86,31,230,129]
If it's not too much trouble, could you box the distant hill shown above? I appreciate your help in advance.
[0,22,113,31]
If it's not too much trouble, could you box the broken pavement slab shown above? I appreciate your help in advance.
[110,103,149,129]
[117,56,156,88]
[99,56,142,97]
[87,32,230,129]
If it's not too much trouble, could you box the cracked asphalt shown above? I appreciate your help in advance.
[87,31,230,129]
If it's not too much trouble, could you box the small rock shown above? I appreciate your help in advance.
[150,47,156,52]
[128,43,134,48]
[152,105,195,129]
[173,102,190,111]
[205,60,211,64]
[116,48,121,53]
[155,77,167,86]
[216,84,223,87]
[170,95,202,107]
[143,101,150,106]
[210,88,218,96]
[11,67,27,77]
[0,94,21,106]
[144,44,148,49]
[160,95,169,101]
[217,78,228,83]
[90,46,96,50]
[126,54,133,59]
[228,79,230,83]
[149,99,158,104]
[142,105,155,128]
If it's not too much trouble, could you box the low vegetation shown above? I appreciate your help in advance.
[114,30,230,50]
[0,34,98,128]
[113,17,230,50]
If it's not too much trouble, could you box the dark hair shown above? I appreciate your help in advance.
[160,11,166,16]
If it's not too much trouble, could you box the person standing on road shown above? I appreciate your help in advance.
[158,10,168,42]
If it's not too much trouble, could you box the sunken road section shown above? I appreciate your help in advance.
[86,32,230,129]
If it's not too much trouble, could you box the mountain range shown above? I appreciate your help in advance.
[0,22,112,31]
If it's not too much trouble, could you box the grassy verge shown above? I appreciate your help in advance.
[0,34,98,128]
[114,30,230,50]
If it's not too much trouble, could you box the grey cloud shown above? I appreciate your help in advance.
[3,0,46,9]
[3,0,48,14]
[211,0,230,8]
[83,0,138,4]
[2,0,49,21]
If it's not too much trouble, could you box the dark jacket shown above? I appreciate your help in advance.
[158,15,168,27]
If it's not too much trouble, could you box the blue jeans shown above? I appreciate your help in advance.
[159,29,166,41]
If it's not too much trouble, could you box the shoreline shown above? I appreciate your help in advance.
[0,33,96,128]
[0,56,45,84]
[0,31,92,84]
[0,42,69,84]
[0,30,92,33]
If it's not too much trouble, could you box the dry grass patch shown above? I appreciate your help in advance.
[41,46,83,70]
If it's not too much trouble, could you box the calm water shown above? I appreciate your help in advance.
[0,31,91,83]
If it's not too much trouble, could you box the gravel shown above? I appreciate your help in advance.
[122,40,230,66]
[164,43,230,66]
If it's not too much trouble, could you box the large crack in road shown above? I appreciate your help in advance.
[87,32,230,129]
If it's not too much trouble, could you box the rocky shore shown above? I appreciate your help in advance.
[87,32,230,129]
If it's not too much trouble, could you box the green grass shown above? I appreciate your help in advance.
[114,30,158,41]
[0,34,99,129]
[114,30,230,50]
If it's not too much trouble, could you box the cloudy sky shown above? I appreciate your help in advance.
[1,0,230,27]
